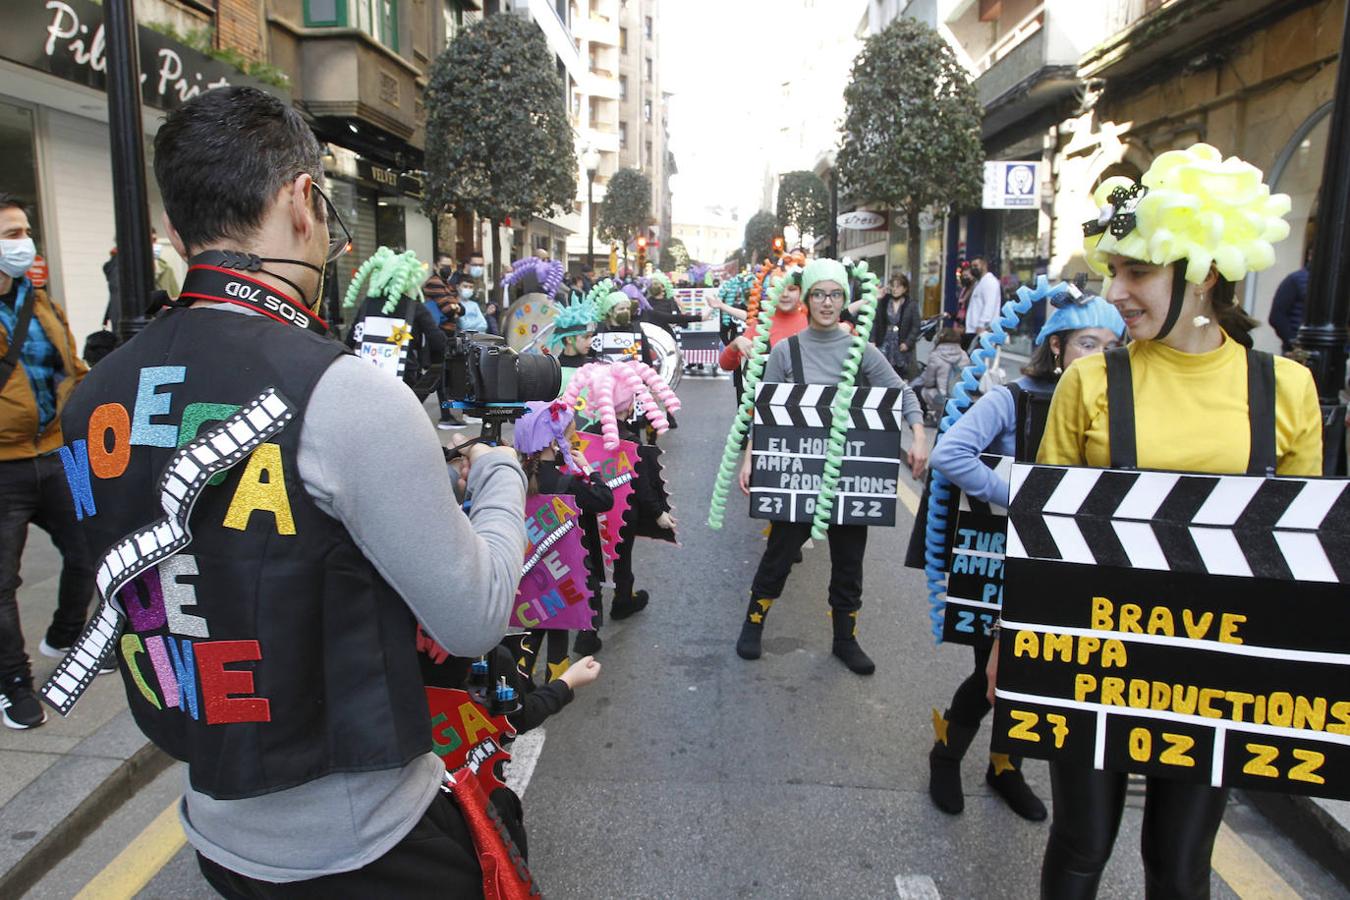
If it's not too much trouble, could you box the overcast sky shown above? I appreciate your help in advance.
[663,0,777,226]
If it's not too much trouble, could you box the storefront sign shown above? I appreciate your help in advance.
[357,159,424,199]
[837,210,887,231]
[750,383,906,527]
[991,464,1350,800]
[983,161,1040,209]
[1,0,282,113]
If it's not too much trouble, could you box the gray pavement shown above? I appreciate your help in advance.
[6,375,1350,898]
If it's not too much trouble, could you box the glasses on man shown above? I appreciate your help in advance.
[1068,335,1120,353]
[310,182,352,265]
[807,288,846,303]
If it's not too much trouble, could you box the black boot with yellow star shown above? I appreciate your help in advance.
[736,595,773,660]
[985,753,1047,821]
[928,708,980,814]
[830,609,875,675]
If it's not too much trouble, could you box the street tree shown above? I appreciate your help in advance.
[598,167,652,270]
[838,17,983,291]
[743,210,779,265]
[422,15,577,302]
[661,237,691,271]
[776,171,830,246]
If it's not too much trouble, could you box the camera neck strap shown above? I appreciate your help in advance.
[179,253,330,337]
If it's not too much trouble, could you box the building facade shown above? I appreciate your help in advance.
[615,0,669,258]
[0,0,286,343]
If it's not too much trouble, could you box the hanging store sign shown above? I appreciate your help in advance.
[983,161,1040,209]
[2,0,283,113]
[836,210,887,231]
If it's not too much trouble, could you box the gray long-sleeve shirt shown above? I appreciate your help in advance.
[179,306,527,882]
[762,325,923,425]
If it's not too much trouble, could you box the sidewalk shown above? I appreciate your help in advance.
[0,533,171,899]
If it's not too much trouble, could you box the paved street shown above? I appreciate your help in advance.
[11,377,1346,899]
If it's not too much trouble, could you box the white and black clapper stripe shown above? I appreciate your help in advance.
[753,382,908,430]
[1007,464,1350,583]
[40,389,296,716]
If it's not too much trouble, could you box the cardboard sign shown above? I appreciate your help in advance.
[511,494,594,630]
[940,455,1013,646]
[749,382,907,527]
[569,433,638,565]
[674,329,722,367]
[674,288,717,333]
[354,314,410,379]
[424,686,514,794]
[991,464,1350,800]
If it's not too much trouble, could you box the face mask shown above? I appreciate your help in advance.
[153,244,164,260]
[0,237,36,279]
[438,265,454,281]
[468,265,484,278]
[459,286,475,300]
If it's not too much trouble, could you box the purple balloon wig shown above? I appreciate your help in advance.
[512,401,579,470]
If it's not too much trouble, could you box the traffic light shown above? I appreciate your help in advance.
[636,235,648,273]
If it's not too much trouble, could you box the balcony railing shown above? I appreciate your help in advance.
[970,3,1045,76]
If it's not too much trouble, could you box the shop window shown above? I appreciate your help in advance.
[359,0,399,50]
[305,0,345,25]
[0,101,43,252]
[1248,105,1331,353]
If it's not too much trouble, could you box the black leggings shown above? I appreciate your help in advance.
[948,641,992,725]
[1042,763,1228,900]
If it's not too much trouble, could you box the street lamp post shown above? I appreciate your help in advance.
[105,0,155,341]
[583,147,601,274]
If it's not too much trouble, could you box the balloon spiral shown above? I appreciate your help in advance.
[922,275,1061,642]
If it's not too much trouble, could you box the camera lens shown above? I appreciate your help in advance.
[515,352,562,402]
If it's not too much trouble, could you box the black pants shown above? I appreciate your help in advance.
[948,641,993,725]
[613,533,635,603]
[1042,763,1228,900]
[0,455,96,681]
[750,521,868,611]
[197,789,484,899]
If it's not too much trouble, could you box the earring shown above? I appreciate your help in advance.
[1053,365,1063,375]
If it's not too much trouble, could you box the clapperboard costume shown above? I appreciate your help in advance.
[991,142,1326,899]
[922,292,1124,821]
[344,247,445,398]
[710,258,924,675]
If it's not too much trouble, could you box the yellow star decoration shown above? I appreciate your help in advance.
[516,657,528,670]
[748,612,763,624]
[547,658,571,681]
[990,753,1017,776]
[388,323,413,347]
[932,708,950,745]
[756,598,773,612]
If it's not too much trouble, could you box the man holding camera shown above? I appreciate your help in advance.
[55,87,526,894]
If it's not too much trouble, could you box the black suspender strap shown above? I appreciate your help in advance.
[1007,383,1027,461]
[1245,348,1277,475]
[1104,347,1137,469]
[788,334,805,384]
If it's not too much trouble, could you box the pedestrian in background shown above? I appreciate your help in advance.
[965,255,1002,338]
[917,327,971,423]
[0,191,97,730]
[862,272,919,379]
[1268,252,1309,353]
[426,254,467,429]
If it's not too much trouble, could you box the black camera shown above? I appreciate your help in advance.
[445,332,561,407]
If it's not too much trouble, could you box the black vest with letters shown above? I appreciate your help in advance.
[59,307,431,799]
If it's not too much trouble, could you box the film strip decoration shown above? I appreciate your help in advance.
[992,463,1350,800]
[749,382,907,527]
[941,454,1013,645]
[41,389,296,715]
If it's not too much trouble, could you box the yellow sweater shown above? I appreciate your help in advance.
[1038,334,1322,476]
